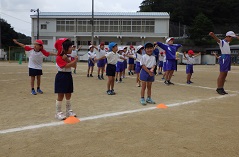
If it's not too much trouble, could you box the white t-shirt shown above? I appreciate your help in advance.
[98,48,106,58]
[163,55,166,62]
[71,50,78,58]
[135,53,142,62]
[159,54,164,62]
[185,56,195,65]
[24,46,50,70]
[56,55,72,72]
[218,40,231,54]
[117,53,124,62]
[140,54,156,68]
[105,51,119,65]
[122,51,128,60]
[88,51,97,59]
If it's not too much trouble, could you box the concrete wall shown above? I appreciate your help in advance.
[201,55,216,65]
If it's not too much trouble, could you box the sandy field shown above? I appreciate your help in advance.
[0,61,239,157]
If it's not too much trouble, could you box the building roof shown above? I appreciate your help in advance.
[31,12,169,18]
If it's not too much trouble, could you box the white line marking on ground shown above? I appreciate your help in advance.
[0,94,237,135]
[127,76,239,94]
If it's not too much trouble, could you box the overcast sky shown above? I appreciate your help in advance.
[0,0,143,36]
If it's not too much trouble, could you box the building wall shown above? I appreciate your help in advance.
[155,19,169,37]
[31,13,170,60]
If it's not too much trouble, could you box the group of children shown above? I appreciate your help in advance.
[86,43,138,82]
[12,30,238,120]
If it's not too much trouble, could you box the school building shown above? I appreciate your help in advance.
[30,12,170,60]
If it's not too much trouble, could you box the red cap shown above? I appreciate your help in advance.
[188,50,194,55]
[100,42,105,46]
[54,38,69,56]
[34,39,44,45]
[130,45,134,49]
[160,52,164,54]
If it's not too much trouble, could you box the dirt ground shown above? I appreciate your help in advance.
[0,61,239,157]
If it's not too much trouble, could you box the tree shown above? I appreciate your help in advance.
[189,13,214,45]
[0,18,31,49]
[139,0,239,28]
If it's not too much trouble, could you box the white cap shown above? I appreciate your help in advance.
[89,45,94,49]
[118,47,124,51]
[136,45,144,52]
[226,31,236,37]
[166,37,174,43]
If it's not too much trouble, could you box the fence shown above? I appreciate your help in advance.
[4,46,56,63]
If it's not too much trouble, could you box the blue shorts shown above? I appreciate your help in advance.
[158,61,163,67]
[97,59,105,68]
[219,54,231,72]
[140,68,155,82]
[135,62,141,74]
[116,62,124,72]
[165,59,177,71]
[55,72,73,93]
[128,58,134,64]
[88,59,95,67]
[186,64,194,74]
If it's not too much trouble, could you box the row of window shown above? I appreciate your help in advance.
[76,41,137,46]
[55,19,155,33]
[39,40,137,46]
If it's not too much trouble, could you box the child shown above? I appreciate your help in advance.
[87,45,97,77]
[183,50,201,84]
[128,45,135,75]
[157,38,182,85]
[140,42,156,105]
[54,38,78,120]
[209,31,239,95]
[71,45,82,74]
[96,42,125,95]
[115,47,126,83]
[158,52,164,75]
[128,45,144,87]
[13,39,56,95]
[97,42,106,80]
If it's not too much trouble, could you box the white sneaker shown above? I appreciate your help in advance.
[55,112,66,120]
[66,110,77,117]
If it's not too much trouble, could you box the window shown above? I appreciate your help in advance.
[78,41,96,46]
[56,19,75,32]
[42,40,48,45]
[74,18,155,33]
[41,24,47,29]
[77,19,91,32]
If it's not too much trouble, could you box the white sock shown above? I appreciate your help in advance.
[56,100,62,113]
[66,100,71,112]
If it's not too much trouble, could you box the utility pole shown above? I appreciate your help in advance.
[31,8,40,39]
[91,0,94,45]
